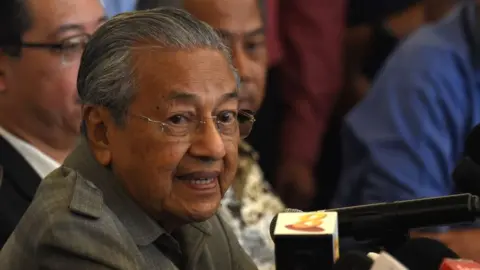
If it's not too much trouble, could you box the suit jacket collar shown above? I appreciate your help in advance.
[64,138,212,248]
[0,135,41,201]
[64,138,164,246]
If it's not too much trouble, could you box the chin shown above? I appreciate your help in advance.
[187,202,220,222]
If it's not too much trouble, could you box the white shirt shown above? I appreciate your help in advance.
[0,126,60,178]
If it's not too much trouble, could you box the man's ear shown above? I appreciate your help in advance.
[83,105,112,166]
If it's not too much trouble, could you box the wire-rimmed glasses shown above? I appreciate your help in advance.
[130,109,256,140]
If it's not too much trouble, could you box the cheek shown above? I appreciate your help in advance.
[111,131,191,204]
[252,63,266,96]
[222,140,239,187]
[128,135,189,186]
[12,59,78,108]
[44,65,79,103]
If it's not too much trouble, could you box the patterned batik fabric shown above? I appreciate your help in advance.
[220,141,285,270]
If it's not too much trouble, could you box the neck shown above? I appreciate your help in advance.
[0,113,77,163]
[156,212,187,234]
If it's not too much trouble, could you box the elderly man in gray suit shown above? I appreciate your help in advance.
[0,7,258,270]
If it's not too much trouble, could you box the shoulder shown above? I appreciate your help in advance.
[376,15,470,93]
[1,166,140,268]
[32,166,105,220]
[351,22,472,123]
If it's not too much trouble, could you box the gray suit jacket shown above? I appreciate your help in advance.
[0,139,258,270]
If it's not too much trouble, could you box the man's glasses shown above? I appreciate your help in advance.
[130,109,256,140]
[8,34,90,66]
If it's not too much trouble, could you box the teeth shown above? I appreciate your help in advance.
[188,178,215,185]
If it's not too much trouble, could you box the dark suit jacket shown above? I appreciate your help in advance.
[0,135,41,249]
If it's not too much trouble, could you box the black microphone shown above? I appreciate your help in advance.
[331,251,373,270]
[270,194,480,241]
[453,124,480,195]
[392,238,459,270]
[453,157,480,195]
[464,124,480,164]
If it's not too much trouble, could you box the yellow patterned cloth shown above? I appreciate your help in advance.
[220,141,285,270]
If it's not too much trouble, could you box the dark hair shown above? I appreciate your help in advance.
[0,0,33,56]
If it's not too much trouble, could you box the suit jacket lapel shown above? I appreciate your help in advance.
[177,221,212,268]
[0,135,41,201]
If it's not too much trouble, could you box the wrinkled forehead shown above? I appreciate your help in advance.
[130,47,238,107]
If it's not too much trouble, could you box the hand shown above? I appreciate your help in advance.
[275,161,316,210]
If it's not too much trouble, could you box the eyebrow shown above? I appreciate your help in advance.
[216,27,264,39]
[52,16,108,37]
[167,89,239,104]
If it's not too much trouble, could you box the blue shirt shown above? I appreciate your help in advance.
[101,0,137,17]
[332,3,480,208]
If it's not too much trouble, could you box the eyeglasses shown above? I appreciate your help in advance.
[12,34,90,66]
[129,109,256,140]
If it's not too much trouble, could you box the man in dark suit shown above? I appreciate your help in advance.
[0,0,106,248]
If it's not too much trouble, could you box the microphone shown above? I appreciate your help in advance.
[453,157,480,196]
[331,193,480,240]
[272,211,340,270]
[331,251,373,270]
[454,124,480,196]
[270,194,480,241]
[392,238,459,270]
[464,124,480,164]
[440,258,480,270]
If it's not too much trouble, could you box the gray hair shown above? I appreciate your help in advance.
[136,0,266,24]
[77,7,238,130]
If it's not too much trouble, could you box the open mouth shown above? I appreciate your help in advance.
[184,178,216,185]
[175,172,220,191]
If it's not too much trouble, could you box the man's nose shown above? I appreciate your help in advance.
[189,119,226,161]
[232,44,252,81]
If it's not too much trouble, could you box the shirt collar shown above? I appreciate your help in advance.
[0,126,60,178]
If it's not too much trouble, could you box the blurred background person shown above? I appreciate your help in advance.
[344,0,457,104]
[310,0,458,211]
[253,0,450,211]
[265,0,345,210]
[332,0,480,260]
[137,1,284,269]
[0,0,106,247]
